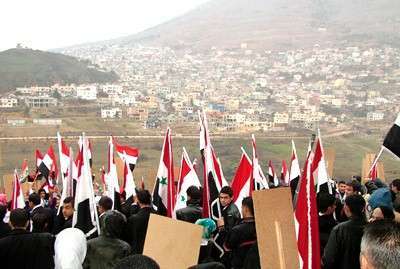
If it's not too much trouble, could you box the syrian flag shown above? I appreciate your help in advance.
[38,146,58,183]
[35,149,43,168]
[11,169,25,210]
[369,160,378,180]
[57,132,71,176]
[73,134,100,237]
[58,146,75,215]
[152,128,175,217]
[78,137,93,168]
[212,147,229,188]
[106,137,121,211]
[174,147,201,213]
[310,133,331,194]
[115,141,139,171]
[122,160,136,203]
[281,160,289,186]
[268,160,279,187]
[20,159,29,181]
[294,150,320,269]
[251,135,269,191]
[383,113,400,159]
[231,149,252,215]
[289,140,301,199]
[199,110,223,219]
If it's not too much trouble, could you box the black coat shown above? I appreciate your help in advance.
[0,221,11,239]
[322,217,367,269]
[124,207,156,254]
[224,218,257,269]
[0,229,54,269]
[318,214,337,255]
[30,206,55,233]
[176,199,203,223]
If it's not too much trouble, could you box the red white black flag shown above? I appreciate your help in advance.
[383,113,400,159]
[289,140,301,198]
[231,149,252,215]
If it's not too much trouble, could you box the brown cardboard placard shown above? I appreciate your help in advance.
[325,148,336,179]
[253,188,299,269]
[362,153,385,182]
[143,214,202,269]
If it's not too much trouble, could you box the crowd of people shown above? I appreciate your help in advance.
[0,176,399,269]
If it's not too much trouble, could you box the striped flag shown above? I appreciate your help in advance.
[383,113,400,159]
[294,151,320,269]
[311,133,331,194]
[281,159,289,186]
[174,147,201,213]
[38,145,58,183]
[268,160,279,187]
[106,136,121,211]
[115,140,139,171]
[152,128,175,217]
[251,134,269,191]
[11,169,25,210]
[289,140,301,199]
[231,149,252,215]
[122,160,136,202]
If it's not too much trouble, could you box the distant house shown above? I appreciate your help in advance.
[367,112,384,121]
[33,118,62,126]
[77,85,97,100]
[101,108,122,119]
[0,95,18,108]
[24,96,57,108]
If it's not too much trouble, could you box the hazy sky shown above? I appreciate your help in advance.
[0,0,210,51]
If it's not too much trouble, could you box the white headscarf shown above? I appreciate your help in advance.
[55,228,87,269]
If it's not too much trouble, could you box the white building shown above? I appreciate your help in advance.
[0,95,18,108]
[101,108,122,119]
[77,85,97,100]
[367,112,384,121]
[273,112,289,124]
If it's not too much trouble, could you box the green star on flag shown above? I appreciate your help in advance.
[159,177,167,185]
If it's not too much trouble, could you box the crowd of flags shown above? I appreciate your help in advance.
[7,111,400,269]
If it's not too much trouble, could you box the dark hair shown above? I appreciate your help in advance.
[38,188,46,194]
[365,181,379,195]
[377,206,395,220]
[242,197,254,216]
[32,213,49,232]
[102,210,127,238]
[220,186,233,198]
[361,220,400,269]
[0,205,7,219]
[345,194,366,218]
[347,179,362,193]
[28,193,41,206]
[317,193,336,213]
[63,196,74,207]
[136,190,151,205]
[114,254,160,269]
[10,208,29,228]
[98,196,113,211]
[337,180,346,185]
[391,179,400,191]
[187,186,201,201]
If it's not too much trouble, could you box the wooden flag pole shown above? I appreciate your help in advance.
[367,146,384,176]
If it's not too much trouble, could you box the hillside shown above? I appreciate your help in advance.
[0,48,118,93]
[109,0,400,51]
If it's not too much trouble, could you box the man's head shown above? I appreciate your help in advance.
[317,193,336,215]
[241,197,254,218]
[344,194,366,218]
[219,186,234,207]
[114,254,160,269]
[28,193,41,209]
[186,186,201,202]
[345,180,361,196]
[390,179,400,194]
[370,206,395,222]
[101,210,127,238]
[9,208,29,229]
[360,220,400,269]
[32,213,49,232]
[62,196,74,219]
[337,180,347,194]
[38,188,46,199]
[98,196,113,215]
[136,190,152,207]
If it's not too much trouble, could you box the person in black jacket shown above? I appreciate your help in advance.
[322,194,367,269]
[224,197,258,269]
[0,204,11,239]
[124,190,156,254]
[53,196,74,234]
[317,193,337,255]
[0,208,54,269]
[176,186,203,223]
[28,193,54,233]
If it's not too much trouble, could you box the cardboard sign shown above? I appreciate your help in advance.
[362,153,385,182]
[143,214,202,269]
[325,148,336,179]
[253,188,299,269]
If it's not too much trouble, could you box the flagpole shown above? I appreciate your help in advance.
[57,132,65,192]
[367,146,384,176]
